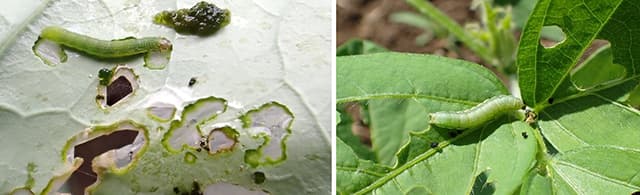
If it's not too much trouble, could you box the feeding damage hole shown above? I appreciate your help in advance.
[147,102,177,122]
[32,38,67,66]
[540,25,565,48]
[205,126,239,154]
[570,40,623,90]
[242,102,293,167]
[163,96,227,152]
[59,122,147,195]
[203,182,269,195]
[96,65,138,108]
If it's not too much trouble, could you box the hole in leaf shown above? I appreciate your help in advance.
[242,102,293,167]
[207,126,238,154]
[203,182,269,195]
[106,76,132,106]
[471,171,495,195]
[60,130,139,194]
[163,97,227,152]
[540,25,565,48]
[570,40,624,90]
[58,122,147,195]
[96,66,138,108]
[32,38,67,66]
[147,102,177,122]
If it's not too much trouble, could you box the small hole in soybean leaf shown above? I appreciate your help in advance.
[253,171,266,184]
[540,25,566,48]
[62,130,139,195]
[521,132,528,139]
[631,191,640,195]
[106,76,133,106]
[547,98,554,104]
[173,187,180,193]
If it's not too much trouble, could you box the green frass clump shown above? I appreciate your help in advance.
[154,1,230,36]
[98,68,113,85]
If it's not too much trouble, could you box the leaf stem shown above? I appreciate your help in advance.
[406,0,494,65]
[532,126,550,175]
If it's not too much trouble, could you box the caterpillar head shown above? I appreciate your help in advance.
[158,38,173,51]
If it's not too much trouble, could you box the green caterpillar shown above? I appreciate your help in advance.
[429,95,524,129]
[38,26,172,58]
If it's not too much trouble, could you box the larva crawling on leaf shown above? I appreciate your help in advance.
[34,26,172,69]
[429,95,524,129]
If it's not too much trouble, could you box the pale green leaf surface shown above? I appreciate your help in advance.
[570,45,625,90]
[538,81,640,153]
[357,120,537,194]
[337,53,537,194]
[336,39,387,57]
[336,138,390,195]
[544,146,640,194]
[0,0,330,194]
[517,0,640,108]
[336,107,375,161]
[337,52,509,166]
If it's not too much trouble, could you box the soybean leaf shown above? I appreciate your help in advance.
[337,106,376,161]
[337,53,538,194]
[517,0,640,109]
[336,39,388,56]
[521,146,640,194]
[337,52,509,165]
[336,138,390,195]
[537,79,640,153]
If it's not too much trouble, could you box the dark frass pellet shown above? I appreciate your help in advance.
[430,142,439,148]
[154,1,230,36]
[188,77,197,87]
[253,171,266,184]
[98,68,113,86]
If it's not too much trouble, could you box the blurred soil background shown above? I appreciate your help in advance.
[337,0,482,64]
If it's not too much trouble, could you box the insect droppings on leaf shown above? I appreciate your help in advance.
[191,181,201,195]
[253,171,266,184]
[98,68,113,86]
[188,77,197,87]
